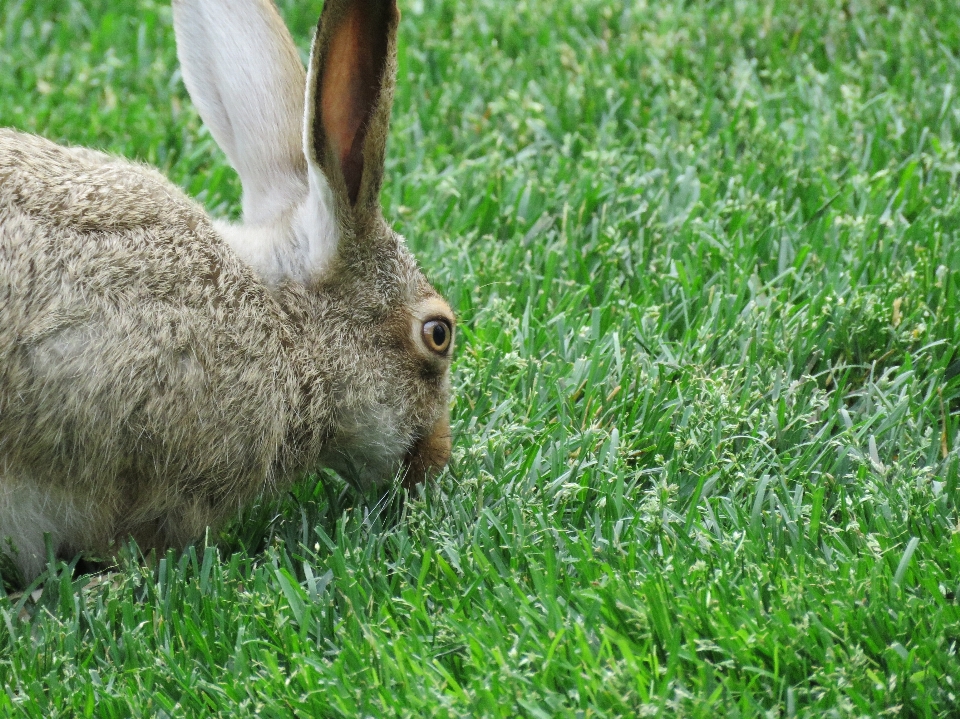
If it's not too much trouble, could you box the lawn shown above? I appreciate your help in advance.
[2,0,960,715]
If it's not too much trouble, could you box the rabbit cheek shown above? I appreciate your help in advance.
[401,413,451,489]
[321,402,409,488]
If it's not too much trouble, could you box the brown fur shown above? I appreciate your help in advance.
[0,0,454,583]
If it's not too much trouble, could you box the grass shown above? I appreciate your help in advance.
[2,0,960,715]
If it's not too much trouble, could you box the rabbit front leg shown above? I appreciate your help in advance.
[0,473,102,584]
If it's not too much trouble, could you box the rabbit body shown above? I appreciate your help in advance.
[0,0,454,583]
[0,130,299,578]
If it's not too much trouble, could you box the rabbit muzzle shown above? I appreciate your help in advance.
[401,413,451,489]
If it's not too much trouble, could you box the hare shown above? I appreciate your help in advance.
[0,0,455,584]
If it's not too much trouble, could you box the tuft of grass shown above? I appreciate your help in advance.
[2,0,960,715]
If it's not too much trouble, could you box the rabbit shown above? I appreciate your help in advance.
[0,0,455,585]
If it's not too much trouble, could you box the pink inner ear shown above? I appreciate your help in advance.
[320,4,388,205]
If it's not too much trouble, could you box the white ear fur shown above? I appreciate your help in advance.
[173,0,305,224]
[173,0,341,285]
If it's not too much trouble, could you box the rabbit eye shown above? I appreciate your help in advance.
[422,319,452,354]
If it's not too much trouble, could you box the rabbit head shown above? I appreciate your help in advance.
[173,0,455,489]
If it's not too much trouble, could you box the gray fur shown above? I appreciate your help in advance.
[0,0,454,583]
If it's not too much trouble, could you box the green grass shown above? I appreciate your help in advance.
[2,0,960,715]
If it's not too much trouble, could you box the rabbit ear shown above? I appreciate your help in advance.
[304,0,398,223]
[172,0,307,225]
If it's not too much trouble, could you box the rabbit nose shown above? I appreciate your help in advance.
[401,415,452,489]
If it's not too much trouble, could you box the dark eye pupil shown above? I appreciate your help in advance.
[432,323,446,346]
